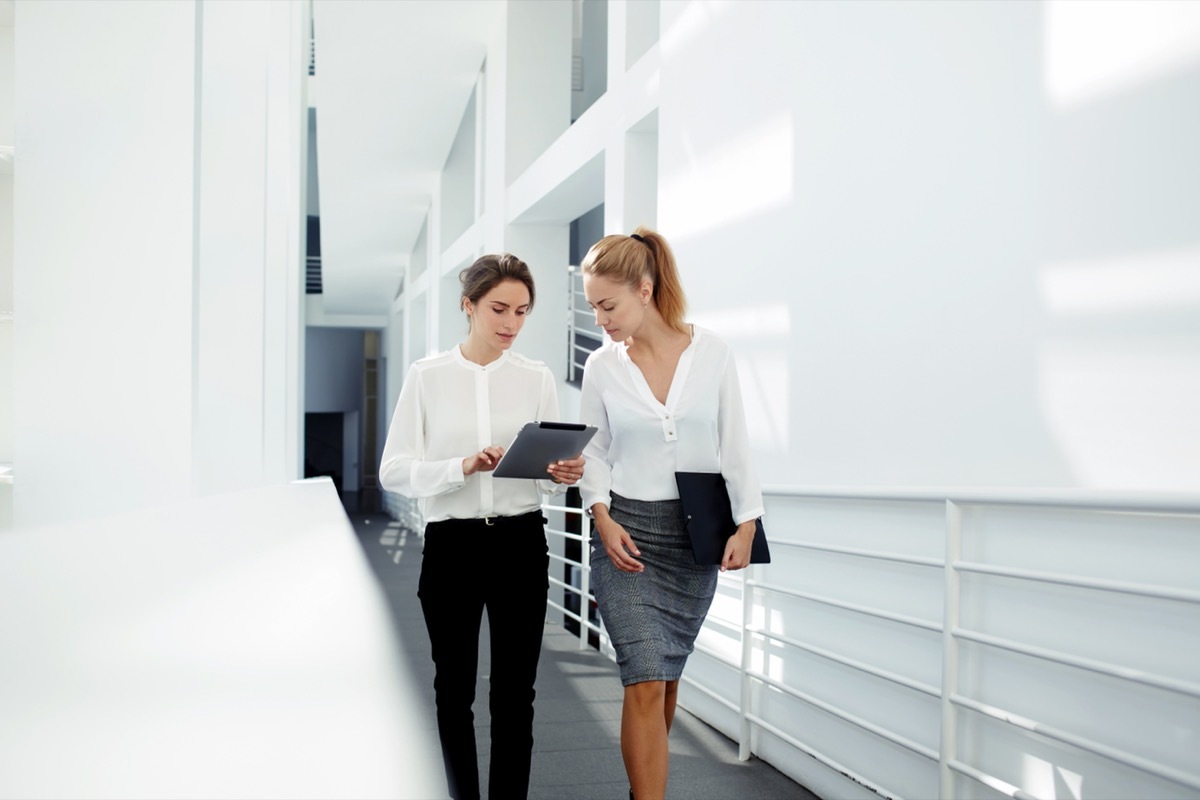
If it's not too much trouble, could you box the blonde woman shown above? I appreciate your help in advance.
[578,228,764,800]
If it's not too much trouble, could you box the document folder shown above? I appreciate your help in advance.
[674,472,771,565]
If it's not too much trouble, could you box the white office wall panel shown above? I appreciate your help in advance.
[14,0,199,526]
[441,90,477,250]
[14,0,307,524]
[194,0,270,496]
[505,0,572,184]
[656,0,1200,491]
[504,224,569,381]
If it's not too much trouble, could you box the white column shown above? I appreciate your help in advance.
[194,0,308,495]
[14,0,307,526]
[14,0,200,526]
[504,0,572,185]
[0,9,13,529]
[505,225,570,380]
[266,0,310,485]
[193,1,270,495]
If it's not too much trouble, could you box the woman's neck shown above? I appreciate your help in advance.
[459,340,502,366]
[628,317,689,359]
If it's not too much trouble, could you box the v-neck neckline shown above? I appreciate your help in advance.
[620,325,699,412]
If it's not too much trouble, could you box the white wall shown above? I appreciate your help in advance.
[13,0,309,527]
[440,89,476,250]
[306,108,320,217]
[571,0,608,122]
[656,0,1200,492]
[506,0,572,183]
[14,0,199,526]
[0,9,12,529]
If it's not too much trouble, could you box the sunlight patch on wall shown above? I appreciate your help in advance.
[1039,245,1200,316]
[659,0,735,59]
[659,113,794,240]
[1038,244,1200,489]
[1022,753,1084,800]
[1038,342,1200,489]
[1044,0,1200,110]
[691,304,790,455]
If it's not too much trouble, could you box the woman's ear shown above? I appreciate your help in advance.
[640,280,654,307]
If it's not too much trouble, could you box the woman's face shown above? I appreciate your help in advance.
[583,274,650,343]
[465,279,531,354]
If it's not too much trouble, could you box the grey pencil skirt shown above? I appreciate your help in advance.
[590,492,720,686]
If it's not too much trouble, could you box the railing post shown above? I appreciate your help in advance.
[738,567,755,761]
[579,510,591,650]
[939,500,963,798]
[567,267,577,384]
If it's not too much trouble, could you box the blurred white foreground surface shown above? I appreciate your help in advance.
[0,478,442,799]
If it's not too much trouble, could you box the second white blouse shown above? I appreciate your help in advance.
[379,347,564,523]
[579,326,765,525]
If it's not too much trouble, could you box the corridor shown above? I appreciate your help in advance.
[349,513,814,800]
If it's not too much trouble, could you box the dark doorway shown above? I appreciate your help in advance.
[305,412,344,505]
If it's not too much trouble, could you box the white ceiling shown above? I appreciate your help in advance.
[312,0,502,315]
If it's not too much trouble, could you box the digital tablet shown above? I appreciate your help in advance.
[493,421,598,480]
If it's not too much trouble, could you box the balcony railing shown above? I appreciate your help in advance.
[540,485,1200,799]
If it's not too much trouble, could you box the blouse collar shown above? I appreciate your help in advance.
[453,345,511,372]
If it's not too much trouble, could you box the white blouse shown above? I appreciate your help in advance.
[579,326,765,525]
[379,347,565,523]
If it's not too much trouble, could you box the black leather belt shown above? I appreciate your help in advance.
[425,510,546,532]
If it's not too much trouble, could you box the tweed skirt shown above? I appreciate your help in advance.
[590,492,719,686]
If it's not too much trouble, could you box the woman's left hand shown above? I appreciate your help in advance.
[547,454,585,485]
[720,520,758,572]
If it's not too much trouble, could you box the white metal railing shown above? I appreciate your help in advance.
[542,486,1200,800]
[541,500,608,651]
[386,484,1199,797]
[566,267,602,386]
[732,487,1199,799]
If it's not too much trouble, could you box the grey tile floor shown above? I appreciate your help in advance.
[351,512,817,800]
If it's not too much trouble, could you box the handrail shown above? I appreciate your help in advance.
[762,484,1200,514]
[713,486,1198,798]
[537,485,1200,798]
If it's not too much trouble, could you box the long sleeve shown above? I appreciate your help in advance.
[379,364,467,498]
[717,351,765,524]
[578,356,614,512]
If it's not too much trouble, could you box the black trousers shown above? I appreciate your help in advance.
[418,511,549,800]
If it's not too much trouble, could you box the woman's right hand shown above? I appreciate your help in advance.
[594,512,644,573]
[462,446,505,476]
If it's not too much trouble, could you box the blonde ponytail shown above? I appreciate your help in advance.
[580,226,689,334]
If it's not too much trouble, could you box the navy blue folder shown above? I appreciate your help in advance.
[674,472,771,565]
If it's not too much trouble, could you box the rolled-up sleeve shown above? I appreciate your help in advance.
[379,365,467,498]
